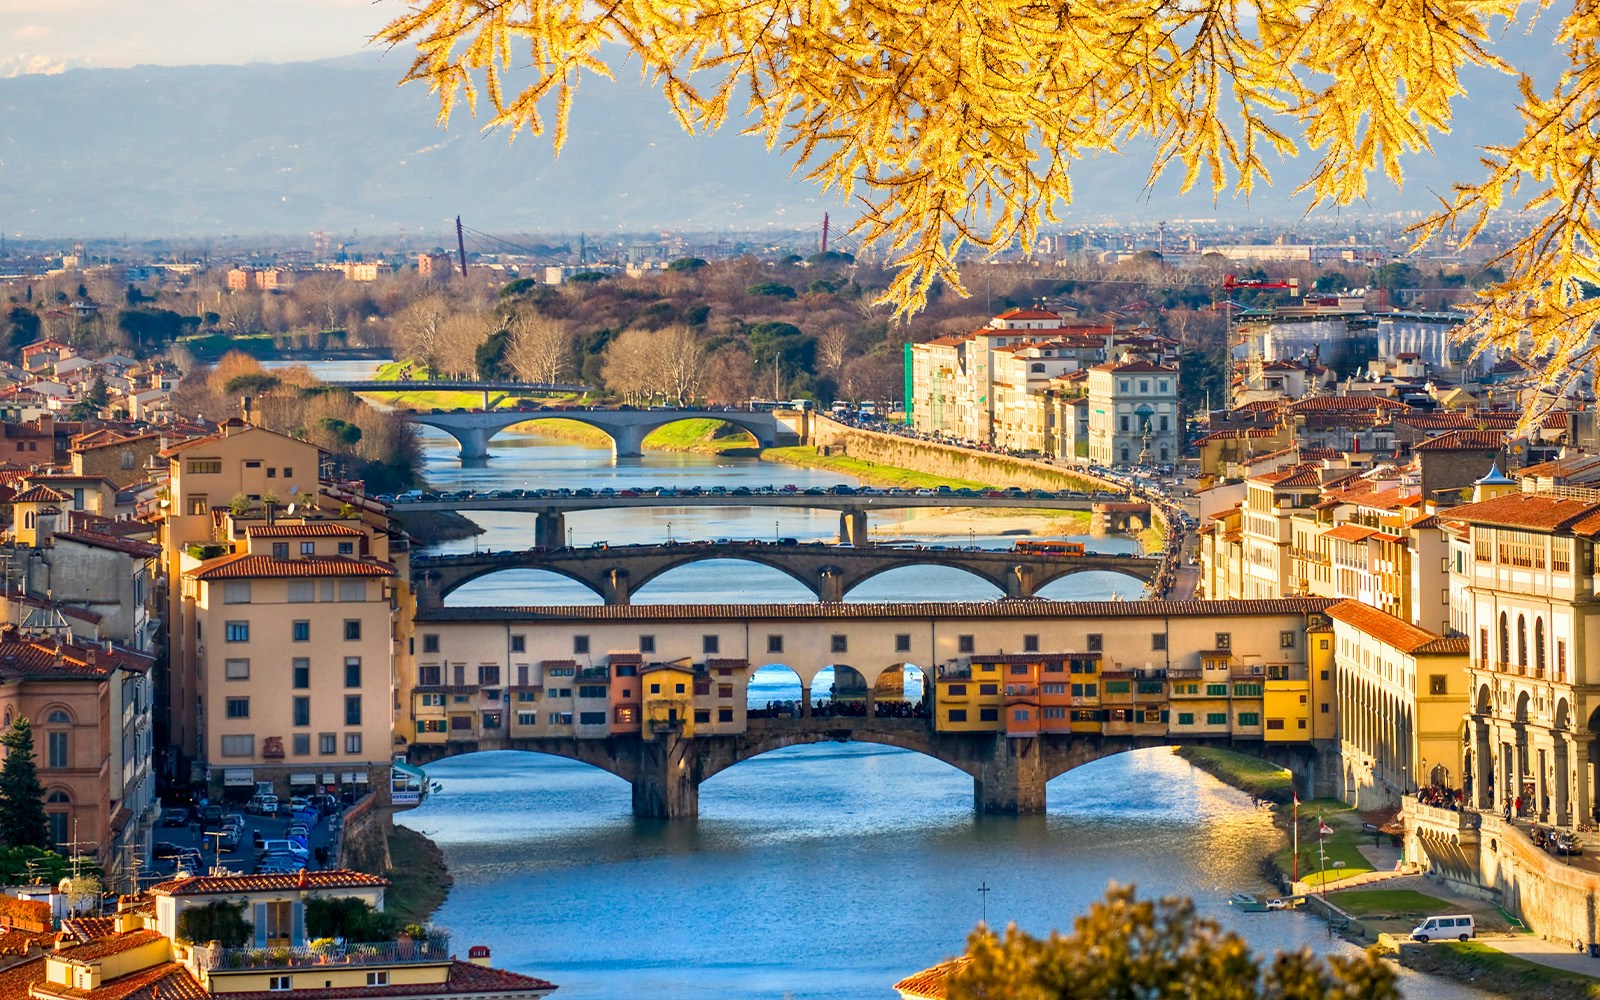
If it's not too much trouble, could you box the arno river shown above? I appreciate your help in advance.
[286,362,1482,998]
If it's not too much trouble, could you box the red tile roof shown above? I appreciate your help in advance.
[1091,360,1178,374]
[245,523,366,538]
[1413,429,1508,451]
[993,308,1061,321]
[1326,601,1466,656]
[150,870,388,897]
[188,554,394,581]
[1324,524,1380,543]
[53,928,164,963]
[210,960,555,1000]
[1442,492,1600,534]
[893,957,970,999]
[1286,396,1410,413]
[32,962,208,1000]
[0,957,44,1000]
[11,486,66,504]
[0,636,151,680]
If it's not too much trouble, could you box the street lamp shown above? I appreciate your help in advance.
[775,520,780,543]
[667,521,673,545]
[567,526,573,548]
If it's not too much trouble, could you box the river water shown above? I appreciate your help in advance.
[292,360,1479,999]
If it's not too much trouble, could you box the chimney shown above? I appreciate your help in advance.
[467,945,492,967]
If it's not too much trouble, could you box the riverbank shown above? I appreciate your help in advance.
[383,824,455,926]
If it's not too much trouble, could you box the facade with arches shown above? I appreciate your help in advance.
[1326,600,1470,810]
[1446,491,1600,829]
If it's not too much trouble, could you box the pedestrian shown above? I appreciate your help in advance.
[1515,794,1523,816]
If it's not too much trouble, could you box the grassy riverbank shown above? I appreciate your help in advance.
[384,825,454,926]
[759,445,995,491]
[1175,746,1294,804]
[1403,941,1600,999]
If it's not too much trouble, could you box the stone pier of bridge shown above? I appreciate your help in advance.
[535,511,565,550]
[838,510,869,545]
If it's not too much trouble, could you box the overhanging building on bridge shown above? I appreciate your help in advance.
[398,599,1341,816]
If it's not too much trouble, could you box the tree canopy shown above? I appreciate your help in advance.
[0,719,50,851]
[947,886,1399,999]
[380,2,1597,400]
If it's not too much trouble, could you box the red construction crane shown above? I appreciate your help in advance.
[1221,274,1300,294]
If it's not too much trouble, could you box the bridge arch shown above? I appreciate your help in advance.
[403,407,781,459]
[626,554,828,602]
[697,726,983,783]
[839,560,1010,600]
[401,742,640,784]
[421,562,612,604]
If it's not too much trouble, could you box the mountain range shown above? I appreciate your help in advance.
[0,37,1558,241]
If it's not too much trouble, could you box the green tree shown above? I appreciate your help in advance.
[667,257,708,272]
[176,900,252,947]
[0,719,50,850]
[950,886,1398,1000]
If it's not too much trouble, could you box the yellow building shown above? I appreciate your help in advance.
[1326,599,1470,809]
[933,660,1003,732]
[642,663,696,736]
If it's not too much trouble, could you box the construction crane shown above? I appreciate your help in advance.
[1221,274,1300,294]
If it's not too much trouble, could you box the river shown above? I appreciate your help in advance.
[293,359,1482,999]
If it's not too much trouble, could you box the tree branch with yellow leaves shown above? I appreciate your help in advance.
[379,1,1599,397]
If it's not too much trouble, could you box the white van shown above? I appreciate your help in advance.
[1411,915,1475,942]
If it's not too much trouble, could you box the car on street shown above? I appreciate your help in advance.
[161,807,189,828]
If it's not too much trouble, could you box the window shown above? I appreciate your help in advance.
[1239,712,1260,726]
[283,467,293,478]
[831,635,848,653]
[895,634,911,652]
[578,685,607,699]
[1152,633,1167,651]
[572,635,590,655]
[516,712,536,726]
[717,684,734,700]
[344,696,362,726]
[640,635,656,653]
[319,733,336,754]
[300,541,316,556]
[292,620,309,642]
[343,620,361,641]
[475,665,500,687]
[345,658,362,688]
[225,621,249,643]
[1206,712,1227,725]
[292,658,310,689]
[46,731,68,768]
[1119,415,1130,432]
[422,634,440,654]
[225,698,250,719]
[702,635,720,654]
[1086,633,1102,652]
[979,708,999,722]
[222,581,251,604]
[345,733,363,754]
[1266,718,1285,730]
[1320,703,1330,713]
[949,709,968,722]
[979,683,999,696]
[649,683,660,694]
[718,707,735,722]
[1429,674,1448,695]
[338,578,365,601]
[287,580,313,602]
[293,697,310,727]
[187,459,221,475]
[948,684,967,696]
[510,635,526,653]
[1214,632,1231,650]
[225,658,250,680]
[1205,684,1228,696]
[767,635,784,654]
[958,635,975,653]
[1177,712,1194,725]
[1023,634,1039,653]
[292,733,311,755]
[1279,631,1296,649]
[221,735,254,757]
[367,973,389,987]
[269,977,292,992]
[578,711,607,725]
[338,541,354,555]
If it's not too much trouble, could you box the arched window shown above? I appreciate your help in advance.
[1535,618,1547,673]
[45,790,69,804]
[1517,614,1528,667]
[22,512,32,529]
[45,710,69,725]
[1499,612,1510,666]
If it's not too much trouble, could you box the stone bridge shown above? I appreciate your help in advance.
[412,541,1160,603]
[396,406,792,459]
[402,718,1339,817]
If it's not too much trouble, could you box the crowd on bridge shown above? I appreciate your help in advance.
[749,699,932,720]
[1415,784,1465,811]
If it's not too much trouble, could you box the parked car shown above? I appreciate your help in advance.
[152,841,181,860]
[246,794,279,816]
[160,807,189,828]
[260,840,310,864]
[199,804,224,827]
[1553,832,1584,855]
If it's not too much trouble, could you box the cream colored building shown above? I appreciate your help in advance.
[1326,600,1469,809]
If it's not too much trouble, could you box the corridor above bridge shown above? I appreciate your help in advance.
[412,540,1160,603]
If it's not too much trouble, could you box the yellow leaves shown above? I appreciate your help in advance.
[381,1,1600,395]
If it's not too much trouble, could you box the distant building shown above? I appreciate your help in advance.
[1086,359,1180,466]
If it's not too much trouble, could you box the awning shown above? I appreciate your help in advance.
[222,768,254,787]
[391,761,427,783]
[289,773,317,786]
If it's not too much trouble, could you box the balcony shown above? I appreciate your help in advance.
[192,934,451,973]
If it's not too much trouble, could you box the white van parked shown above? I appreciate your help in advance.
[1411,915,1475,942]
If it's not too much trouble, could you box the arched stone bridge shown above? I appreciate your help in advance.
[398,407,792,459]
[411,542,1160,604]
[402,719,1339,818]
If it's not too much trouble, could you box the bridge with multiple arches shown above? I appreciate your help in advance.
[391,405,794,459]
[412,541,1159,604]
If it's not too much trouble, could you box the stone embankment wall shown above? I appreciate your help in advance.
[339,792,394,875]
[805,417,1170,538]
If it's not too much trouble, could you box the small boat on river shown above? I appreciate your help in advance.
[1228,892,1267,912]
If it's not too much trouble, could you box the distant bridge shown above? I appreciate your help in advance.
[403,718,1338,818]
[392,495,1141,547]
[389,406,794,459]
[332,379,589,394]
[412,541,1159,603]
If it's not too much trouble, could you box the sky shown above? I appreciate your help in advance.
[1,0,393,75]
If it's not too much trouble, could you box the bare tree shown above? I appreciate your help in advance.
[393,295,453,372]
[505,313,574,384]
[601,325,707,405]
[436,312,493,378]
[703,345,757,404]
[816,324,850,375]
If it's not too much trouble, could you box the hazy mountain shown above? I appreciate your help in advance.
[0,38,1557,240]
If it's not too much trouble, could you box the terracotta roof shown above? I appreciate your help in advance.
[213,961,556,1000]
[1287,396,1410,413]
[60,916,115,943]
[1193,427,1282,444]
[0,636,151,680]
[1326,601,1465,656]
[1413,429,1508,451]
[188,554,394,581]
[245,523,366,538]
[150,870,388,897]
[993,308,1061,320]
[53,928,164,964]
[1091,360,1178,374]
[31,961,207,1000]
[52,531,160,558]
[1324,524,1380,543]
[1442,492,1600,534]
[0,956,43,1000]
[11,486,66,504]
[417,598,1339,624]
[893,957,970,999]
